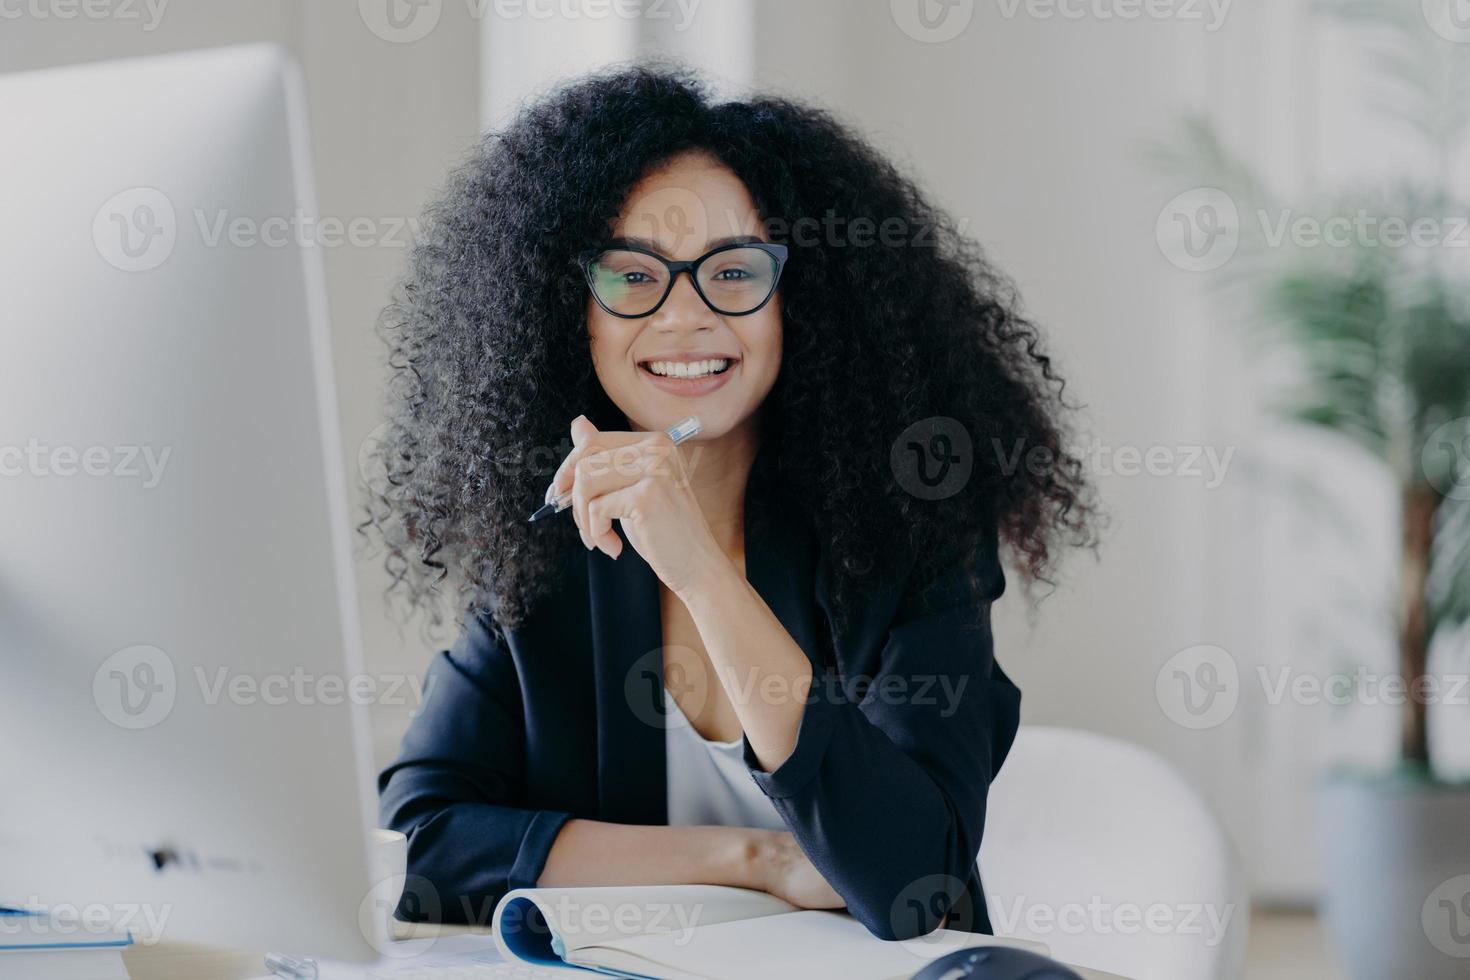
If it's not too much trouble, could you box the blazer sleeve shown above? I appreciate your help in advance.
[377,608,572,922]
[741,542,1020,941]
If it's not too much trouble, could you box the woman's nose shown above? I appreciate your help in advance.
[650,271,718,330]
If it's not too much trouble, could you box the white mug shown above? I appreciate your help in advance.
[358,828,410,953]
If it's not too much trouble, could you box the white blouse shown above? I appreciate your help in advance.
[662,687,787,831]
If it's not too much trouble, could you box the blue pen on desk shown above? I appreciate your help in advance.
[527,415,701,522]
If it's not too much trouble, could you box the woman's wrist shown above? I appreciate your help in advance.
[722,827,777,892]
[542,821,776,892]
[674,545,746,609]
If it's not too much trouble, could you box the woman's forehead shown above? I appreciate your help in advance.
[612,152,763,260]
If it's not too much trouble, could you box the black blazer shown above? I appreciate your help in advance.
[378,456,1022,941]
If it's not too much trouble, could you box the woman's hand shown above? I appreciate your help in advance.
[754,830,846,910]
[548,416,732,598]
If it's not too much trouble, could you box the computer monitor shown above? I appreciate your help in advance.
[0,44,387,963]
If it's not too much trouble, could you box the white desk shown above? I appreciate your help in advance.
[121,921,1130,979]
[122,921,464,980]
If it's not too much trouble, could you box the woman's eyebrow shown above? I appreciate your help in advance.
[608,234,765,255]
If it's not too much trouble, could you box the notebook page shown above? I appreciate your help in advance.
[577,909,1052,980]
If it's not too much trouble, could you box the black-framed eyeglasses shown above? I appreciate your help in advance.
[579,241,788,319]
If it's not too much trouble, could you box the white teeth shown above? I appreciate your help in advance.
[644,358,730,379]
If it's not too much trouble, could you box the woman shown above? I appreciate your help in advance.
[369,65,1094,941]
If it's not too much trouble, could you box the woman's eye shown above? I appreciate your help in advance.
[621,270,656,284]
[711,267,752,281]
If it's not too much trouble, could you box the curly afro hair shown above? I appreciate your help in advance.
[362,63,1097,635]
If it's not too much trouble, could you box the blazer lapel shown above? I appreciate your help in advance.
[742,491,824,674]
[587,522,668,825]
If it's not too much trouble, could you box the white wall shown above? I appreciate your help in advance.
[2,1,482,766]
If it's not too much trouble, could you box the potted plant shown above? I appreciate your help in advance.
[1154,1,1470,976]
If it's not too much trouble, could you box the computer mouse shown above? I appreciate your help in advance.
[909,945,1084,980]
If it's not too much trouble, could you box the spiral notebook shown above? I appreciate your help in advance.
[489,884,1084,980]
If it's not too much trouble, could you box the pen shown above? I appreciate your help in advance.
[263,952,318,979]
[528,415,701,522]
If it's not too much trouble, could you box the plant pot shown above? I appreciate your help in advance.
[1318,772,1470,980]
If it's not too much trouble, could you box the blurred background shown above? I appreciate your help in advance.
[6,1,1469,976]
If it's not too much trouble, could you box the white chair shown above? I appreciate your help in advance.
[978,726,1248,980]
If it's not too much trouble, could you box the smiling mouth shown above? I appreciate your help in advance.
[637,358,736,379]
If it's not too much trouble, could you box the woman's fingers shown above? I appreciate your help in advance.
[547,415,601,503]
[585,481,650,559]
[574,445,660,552]
[554,419,684,558]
